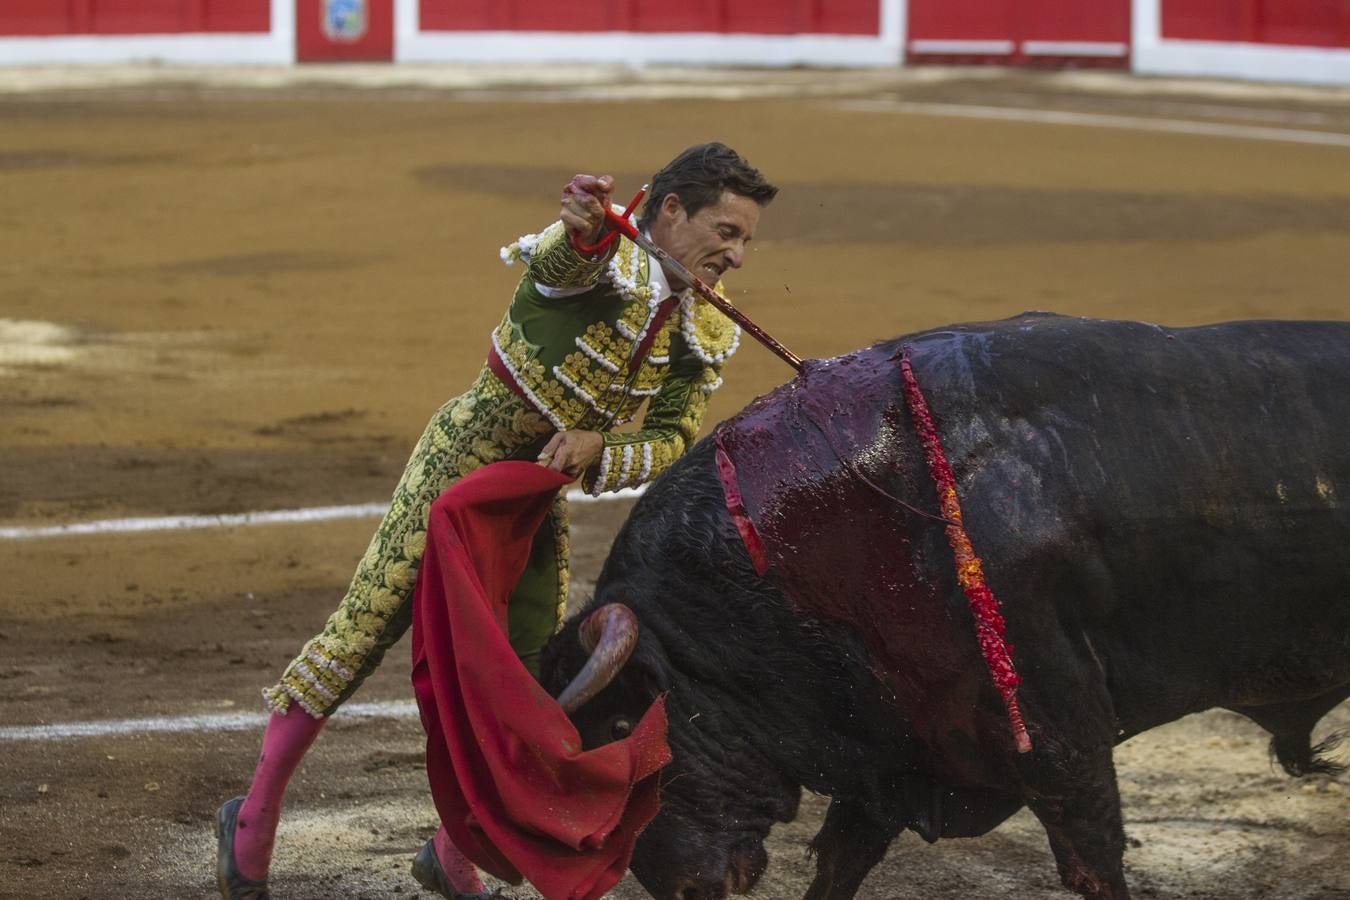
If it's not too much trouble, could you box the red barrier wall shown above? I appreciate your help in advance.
[418,0,880,36]
[1162,0,1350,49]
[0,1,269,35]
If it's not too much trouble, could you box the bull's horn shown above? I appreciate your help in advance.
[555,604,638,713]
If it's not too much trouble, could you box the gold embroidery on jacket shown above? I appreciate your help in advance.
[498,225,737,496]
[524,223,612,288]
[681,292,741,365]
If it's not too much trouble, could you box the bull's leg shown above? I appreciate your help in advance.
[1021,741,1130,900]
[803,798,899,900]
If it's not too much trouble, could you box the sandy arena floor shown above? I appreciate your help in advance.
[0,64,1347,900]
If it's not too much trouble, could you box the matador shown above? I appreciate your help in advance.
[215,142,778,900]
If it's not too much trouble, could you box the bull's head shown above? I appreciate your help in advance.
[546,601,802,900]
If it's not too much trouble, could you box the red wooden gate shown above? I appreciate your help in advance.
[907,0,1131,66]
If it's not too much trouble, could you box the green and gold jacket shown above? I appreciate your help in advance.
[495,219,739,495]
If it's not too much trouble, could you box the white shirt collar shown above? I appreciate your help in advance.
[642,230,681,302]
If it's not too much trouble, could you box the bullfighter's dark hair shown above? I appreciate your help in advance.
[637,142,778,230]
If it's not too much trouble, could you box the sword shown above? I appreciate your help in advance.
[572,186,804,373]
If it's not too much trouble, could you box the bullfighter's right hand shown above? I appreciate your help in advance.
[536,429,604,481]
[560,174,615,245]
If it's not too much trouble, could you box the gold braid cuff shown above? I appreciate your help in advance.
[527,222,616,289]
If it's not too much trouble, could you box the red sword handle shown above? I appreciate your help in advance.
[569,187,646,256]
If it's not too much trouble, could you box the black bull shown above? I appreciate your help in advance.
[540,314,1350,900]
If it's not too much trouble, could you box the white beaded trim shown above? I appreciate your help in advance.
[590,445,614,496]
[617,444,636,489]
[293,662,337,701]
[550,367,637,428]
[575,336,621,374]
[491,329,568,431]
[629,296,666,348]
[638,442,653,483]
[602,216,657,307]
[500,222,557,265]
[552,364,605,416]
[268,684,326,719]
[680,293,742,365]
[307,647,354,683]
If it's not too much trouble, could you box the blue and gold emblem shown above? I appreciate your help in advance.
[322,0,367,42]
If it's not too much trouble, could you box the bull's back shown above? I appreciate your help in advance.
[904,315,1350,717]
[910,316,1349,523]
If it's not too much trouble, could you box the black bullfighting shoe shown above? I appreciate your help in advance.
[411,839,501,900]
[215,796,271,900]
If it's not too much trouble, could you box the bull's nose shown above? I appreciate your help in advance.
[671,878,728,900]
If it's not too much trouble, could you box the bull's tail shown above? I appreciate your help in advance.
[1272,730,1346,778]
[1233,690,1349,778]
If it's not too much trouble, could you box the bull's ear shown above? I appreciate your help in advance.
[628,635,672,697]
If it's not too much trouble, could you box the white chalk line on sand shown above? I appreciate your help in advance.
[0,486,645,541]
[0,699,421,743]
[837,99,1350,148]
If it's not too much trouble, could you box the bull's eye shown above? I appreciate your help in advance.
[609,717,634,741]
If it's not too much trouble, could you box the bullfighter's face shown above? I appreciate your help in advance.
[650,190,761,287]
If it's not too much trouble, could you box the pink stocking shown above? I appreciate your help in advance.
[434,824,485,894]
[233,709,326,881]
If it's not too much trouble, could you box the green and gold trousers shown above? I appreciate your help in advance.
[264,367,566,718]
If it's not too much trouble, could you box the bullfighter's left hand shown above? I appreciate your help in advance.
[537,429,604,480]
